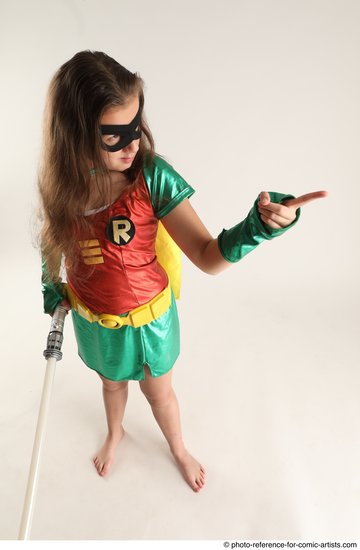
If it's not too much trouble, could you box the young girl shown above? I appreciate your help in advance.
[39,50,327,493]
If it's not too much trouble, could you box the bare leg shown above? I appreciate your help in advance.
[93,373,128,477]
[139,366,205,492]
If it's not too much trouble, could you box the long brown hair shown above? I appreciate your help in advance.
[38,50,155,281]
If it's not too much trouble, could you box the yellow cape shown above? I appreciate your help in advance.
[155,221,181,299]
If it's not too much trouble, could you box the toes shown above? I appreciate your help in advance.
[93,457,104,475]
[196,478,204,490]
[188,476,200,492]
[102,460,111,476]
[194,471,206,491]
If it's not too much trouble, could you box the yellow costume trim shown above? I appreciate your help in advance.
[65,282,171,329]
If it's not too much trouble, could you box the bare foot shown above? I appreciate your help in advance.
[93,428,125,477]
[173,450,206,492]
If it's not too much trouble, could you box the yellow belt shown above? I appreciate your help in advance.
[65,283,171,329]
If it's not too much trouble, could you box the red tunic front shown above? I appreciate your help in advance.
[66,175,168,315]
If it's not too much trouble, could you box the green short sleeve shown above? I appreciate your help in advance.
[142,155,195,218]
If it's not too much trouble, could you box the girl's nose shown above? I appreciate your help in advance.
[123,139,139,154]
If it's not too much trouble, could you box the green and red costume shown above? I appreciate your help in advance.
[42,155,300,381]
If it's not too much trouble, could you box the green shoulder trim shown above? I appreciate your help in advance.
[142,155,195,218]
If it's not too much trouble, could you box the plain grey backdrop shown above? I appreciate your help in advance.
[1,0,359,541]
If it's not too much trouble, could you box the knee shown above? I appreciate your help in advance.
[140,386,173,408]
[99,374,128,393]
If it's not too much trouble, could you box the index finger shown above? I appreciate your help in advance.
[282,190,328,209]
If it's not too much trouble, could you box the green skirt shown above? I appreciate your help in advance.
[71,292,180,381]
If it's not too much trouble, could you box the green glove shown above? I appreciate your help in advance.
[41,257,65,314]
[218,192,301,263]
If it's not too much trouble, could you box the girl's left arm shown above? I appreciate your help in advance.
[161,190,327,275]
[161,199,230,275]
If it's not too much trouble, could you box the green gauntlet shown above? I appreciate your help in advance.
[41,257,65,314]
[217,192,301,263]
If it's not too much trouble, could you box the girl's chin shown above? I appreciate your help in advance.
[120,158,134,166]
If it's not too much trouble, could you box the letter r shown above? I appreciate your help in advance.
[112,219,132,244]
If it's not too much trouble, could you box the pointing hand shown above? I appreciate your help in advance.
[257,190,328,229]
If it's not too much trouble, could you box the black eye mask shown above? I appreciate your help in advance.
[100,106,142,152]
